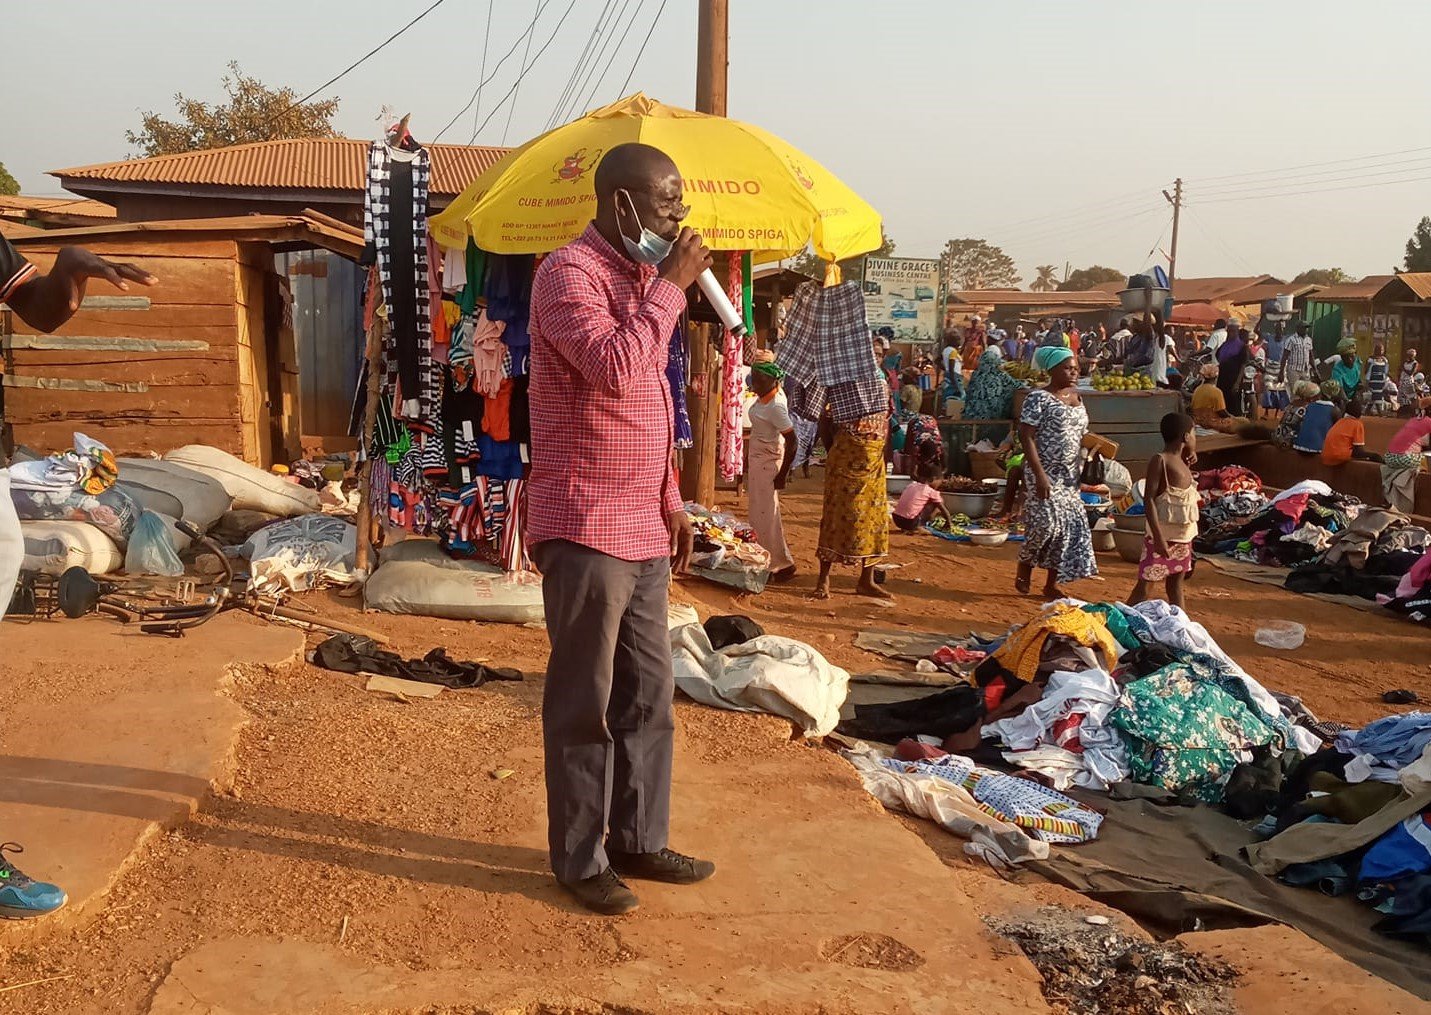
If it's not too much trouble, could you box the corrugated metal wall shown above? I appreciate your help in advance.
[275,249,363,440]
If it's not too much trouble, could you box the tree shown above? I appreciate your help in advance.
[940,238,1021,290]
[0,161,19,196]
[1031,265,1059,291]
[127,61,340,157]
[790,228,896,283]
[1290,267,1351,287]
[1406,217,1431,273]
[1058,265,1125,291]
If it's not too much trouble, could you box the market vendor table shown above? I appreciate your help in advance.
[1007,388,1181,465]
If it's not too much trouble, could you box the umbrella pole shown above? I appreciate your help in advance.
[681,322,720,507]
[353,318,384,577]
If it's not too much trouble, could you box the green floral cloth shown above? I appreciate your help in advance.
[1112,663,1276,802]
[1081,603,1141,653]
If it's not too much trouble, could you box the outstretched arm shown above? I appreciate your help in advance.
[5,244,156,334]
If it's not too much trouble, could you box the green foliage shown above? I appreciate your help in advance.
[0,161,19,196]
[126,61,340,157]
[1405,217,1431,273]
[1290,268,1351,287]
[940,238,1021,290]
[1058,265,1125,291]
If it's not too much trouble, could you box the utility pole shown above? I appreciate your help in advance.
[1162,178,1183,293]
[683,0,729,507]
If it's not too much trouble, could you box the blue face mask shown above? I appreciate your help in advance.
[618,189,674,264]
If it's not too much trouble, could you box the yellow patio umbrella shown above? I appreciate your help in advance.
[430,93,882,264]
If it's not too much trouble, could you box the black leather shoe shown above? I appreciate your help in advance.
[608,848,715,885]
[559,868,639,915]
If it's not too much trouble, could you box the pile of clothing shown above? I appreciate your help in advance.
[1198,480,1363,568]
[837,601,1320,821]
[1285,507,1431,600]
[1245,720,1431,947]
[1383,549,1431,623]
[684,503,771,592]
[1196,465,1269,536]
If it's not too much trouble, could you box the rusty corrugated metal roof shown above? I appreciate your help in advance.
[8,213,366,260]
[1390,273,1431,301]
[0,195,118,217]
[1171,275,1279,302]
[51,137,510,197]
[952,289,1119,307]
[1310,275,1397,301]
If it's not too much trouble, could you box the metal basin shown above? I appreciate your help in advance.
[943,491,1000,519]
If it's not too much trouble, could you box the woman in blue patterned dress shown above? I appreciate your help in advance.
[1016,345,1097,599]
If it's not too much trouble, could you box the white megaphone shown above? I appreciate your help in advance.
[696,268,747,336]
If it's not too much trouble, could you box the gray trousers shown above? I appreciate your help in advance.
[534,540,675,884]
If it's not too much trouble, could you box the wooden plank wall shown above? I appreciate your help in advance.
[3,237,245,458]
[235,243,274,466]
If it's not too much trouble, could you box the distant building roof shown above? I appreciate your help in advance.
[51,137,511,199]
[7,211,366,261]
[952,289,1119,308]
[1309,275,1396,301]
[0,219,43,240]
[0,194,118,226]
[1376,272,1431,302]
[1224,282,1322,306]
[1171,275,1280,303]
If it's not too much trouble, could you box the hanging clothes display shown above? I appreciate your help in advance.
[361,157,535,574]
[777,280,886,421]
[716,252,746,482]
[363,138,436,424]
[667,321,693,449]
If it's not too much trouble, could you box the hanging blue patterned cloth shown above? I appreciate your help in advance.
[667,322,693,449]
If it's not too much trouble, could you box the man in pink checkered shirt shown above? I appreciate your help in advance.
[527,143,716,915]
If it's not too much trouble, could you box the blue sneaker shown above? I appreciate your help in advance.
[0,843,67,919]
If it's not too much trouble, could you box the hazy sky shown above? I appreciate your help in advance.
[8,0,1431,284]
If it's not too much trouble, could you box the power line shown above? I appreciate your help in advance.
[546,0,618,131]
[1193,170,1431,206]
[576,0,646,116]
[269,0,450,128]
[466,0,583,144]
[561,0,635,124]
[1182,205,1258,275]
[971,184,1165,237]
[1011,207,1166,268]
[503,0,542,145]
[1185,142,1431,186]
[994,201,1167,248]
[433,0,555,143]
[1193,152,1431,196]
[467,0,496,144]
[618,0,670,97]
[1190,159,1431,200]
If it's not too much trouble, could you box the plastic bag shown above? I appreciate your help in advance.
[124,509,184,577]
[10,481,140,546]
[1080,450,1109,486]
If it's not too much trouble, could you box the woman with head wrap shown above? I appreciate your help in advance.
[746,360,798,582]
[963,347,1024,443]
[1015,345,1097,599]
[1291,381,1344,454]
[816,408,893,602]
[1191,361,1251,433]
[1215,324,1250,416]
[1273,380,1322,449]
[1322,338,1362,405]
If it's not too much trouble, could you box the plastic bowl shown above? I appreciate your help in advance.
[1113,511,1147,533]
[943,491,1000,519]
[1255,621,1306,651]
[966,528,1009,546]
[1110,526,1145,563]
